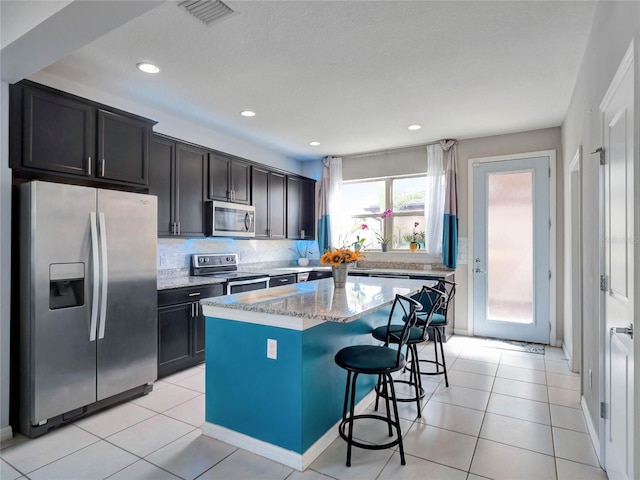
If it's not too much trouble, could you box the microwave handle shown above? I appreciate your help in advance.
[244,212,253,232]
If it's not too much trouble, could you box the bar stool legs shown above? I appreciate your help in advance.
[338,371,406,466]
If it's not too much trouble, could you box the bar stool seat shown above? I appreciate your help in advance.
[334,294,422,467]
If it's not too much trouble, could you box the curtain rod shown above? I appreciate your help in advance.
[341,140,442,160]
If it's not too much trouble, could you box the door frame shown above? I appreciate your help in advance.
[567,146,583,372]
[467,149,557,346]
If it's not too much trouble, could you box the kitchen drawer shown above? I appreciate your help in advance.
[158,283,224,307]
[307,270,332,281]
[269,274,297,287]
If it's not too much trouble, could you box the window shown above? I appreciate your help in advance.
[342,175,426,250]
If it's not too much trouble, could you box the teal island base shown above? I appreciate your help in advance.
[199,278,426,470]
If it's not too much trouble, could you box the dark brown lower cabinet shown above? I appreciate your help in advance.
[157,283,224,378]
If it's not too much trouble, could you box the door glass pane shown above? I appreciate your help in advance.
[487,172,533,324]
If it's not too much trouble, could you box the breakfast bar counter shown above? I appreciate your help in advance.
[200,276,429,470]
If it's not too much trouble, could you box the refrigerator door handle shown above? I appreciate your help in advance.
[89,212,100,342]
[98,212,109,339]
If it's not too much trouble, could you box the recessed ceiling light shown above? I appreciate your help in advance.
[309,141,321,146]
[408,124,422,131]
[240,110,256,117]
[137,62,160,74]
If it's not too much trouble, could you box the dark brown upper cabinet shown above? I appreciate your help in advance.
[209,152,251,204]
[149,134,208,237]
[286,176,316,240]
[252,166,286,239]
[9,81,155,188]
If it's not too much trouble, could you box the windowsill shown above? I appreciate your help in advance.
[360,250,443,265]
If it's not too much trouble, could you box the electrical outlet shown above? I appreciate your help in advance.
[589,369,592,389]
[267,339,277,360]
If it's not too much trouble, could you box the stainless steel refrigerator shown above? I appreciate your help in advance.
[17,181,157,437]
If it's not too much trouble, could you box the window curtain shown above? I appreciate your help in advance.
[424,144,445,256]
[440,139,459,269]
[317,156,343,254]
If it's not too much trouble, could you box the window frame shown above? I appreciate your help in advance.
[343,173,426,251]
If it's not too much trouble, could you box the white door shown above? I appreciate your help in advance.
[601,45,634,480]
[472,156,550,343]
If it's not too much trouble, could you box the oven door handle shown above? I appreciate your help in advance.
[227,277,271,288]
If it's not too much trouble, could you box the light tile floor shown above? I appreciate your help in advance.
[0,336,608,480]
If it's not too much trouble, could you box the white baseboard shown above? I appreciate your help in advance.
[203,388,379,471]
[453,328,470,336]
[0,425,13,443]
[581,396,603,467]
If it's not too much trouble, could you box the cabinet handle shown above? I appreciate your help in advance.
[195,303,199,316]
[191,303,195,317]
[188,292,201,297]
[177,222,181,235]
[87,157,92,176]
[101,159,105,177]
[300,229,305,238]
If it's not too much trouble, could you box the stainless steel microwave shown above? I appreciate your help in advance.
[205,201,255,238]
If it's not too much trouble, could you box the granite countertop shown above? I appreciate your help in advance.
[158,265,453,290]
[200,276,429,323]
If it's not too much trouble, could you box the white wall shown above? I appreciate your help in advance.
[561,0,640,446]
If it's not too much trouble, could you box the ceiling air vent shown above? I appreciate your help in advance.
[178,0,236,27]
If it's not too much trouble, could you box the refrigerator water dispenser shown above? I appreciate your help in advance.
[49,263,84,309]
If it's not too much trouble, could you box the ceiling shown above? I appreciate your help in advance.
[13,1,597,160]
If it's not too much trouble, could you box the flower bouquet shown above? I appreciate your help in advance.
[320,247,364,288]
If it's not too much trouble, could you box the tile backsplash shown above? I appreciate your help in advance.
[157,238,448,276]
[157,238,320,273]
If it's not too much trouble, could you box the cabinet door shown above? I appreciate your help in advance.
[252,166,270,238]
[286,176,302,239]
[230,159,251,204]
[21,86,93,176]
[208,152,230,202]
[149,136,175,236]
[158,303,193,377]
[97,110,150,185]
[269,171,286,239]
[300,178,316,239]
[176,143,208,237]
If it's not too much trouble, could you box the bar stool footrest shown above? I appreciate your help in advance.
[338,414,401,451]
[376,379,425,402]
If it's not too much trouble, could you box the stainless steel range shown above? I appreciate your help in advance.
[190,253,270,295]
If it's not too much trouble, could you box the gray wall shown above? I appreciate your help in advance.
[328,127,563,338]
[456,128,563,337]
[561,0,640,441]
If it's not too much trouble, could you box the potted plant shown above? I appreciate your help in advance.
[360,209,393,251]
[410,222,422,252]
[289,242,315,266]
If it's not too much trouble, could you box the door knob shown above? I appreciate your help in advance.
[611,323,634,339]
[474,268,485,274]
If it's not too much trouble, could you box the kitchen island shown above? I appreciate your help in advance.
[199,276,430,470]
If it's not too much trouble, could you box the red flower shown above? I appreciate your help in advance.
[361,224,369,230]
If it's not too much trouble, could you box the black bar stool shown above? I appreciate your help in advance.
[371,285,445,417]
[334,294,422,467]
[415,279,457,387]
